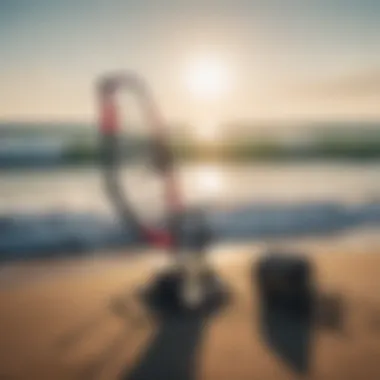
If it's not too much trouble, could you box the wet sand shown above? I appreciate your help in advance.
[0,244,379,380]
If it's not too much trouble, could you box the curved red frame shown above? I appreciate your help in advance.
[97,72,182,249]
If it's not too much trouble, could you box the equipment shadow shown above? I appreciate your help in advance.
[258,288,345,374]
[121,276,229,380]
[260,303,312,374]
[255,254,347,375]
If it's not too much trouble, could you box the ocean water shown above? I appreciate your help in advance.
[0,162,379,260]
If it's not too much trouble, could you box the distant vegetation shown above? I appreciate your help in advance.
[62,137,380,164]
[174,140,380,162]
[0,121,379,168]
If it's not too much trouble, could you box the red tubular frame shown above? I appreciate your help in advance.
[97,72,182,249]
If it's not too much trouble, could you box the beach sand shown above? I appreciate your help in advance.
[0,242,379,380]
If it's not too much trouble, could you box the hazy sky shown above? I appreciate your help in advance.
[0,0,379,126]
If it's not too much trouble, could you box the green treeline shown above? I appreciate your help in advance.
[63,137,380,163]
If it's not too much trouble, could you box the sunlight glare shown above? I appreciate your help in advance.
[183,55,230,100]
[196,166,223,200]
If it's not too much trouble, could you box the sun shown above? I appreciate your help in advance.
[183,55,230,100]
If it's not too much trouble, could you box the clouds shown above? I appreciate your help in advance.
[305,69,380,99]
[275,68,380,120]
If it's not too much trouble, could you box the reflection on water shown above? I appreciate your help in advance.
[183,165,224,204]
[1,162,379,214]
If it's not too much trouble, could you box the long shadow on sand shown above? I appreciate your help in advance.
[122,314,205,380]
[260,304,313,374]
[257,277,345,374]
[259,290,349,374]
[121,279,228,380]
[254,255,314,374]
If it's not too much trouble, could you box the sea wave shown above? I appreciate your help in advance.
[0,201,379,262]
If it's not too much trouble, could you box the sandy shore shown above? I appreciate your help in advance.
[0,244,379,380]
